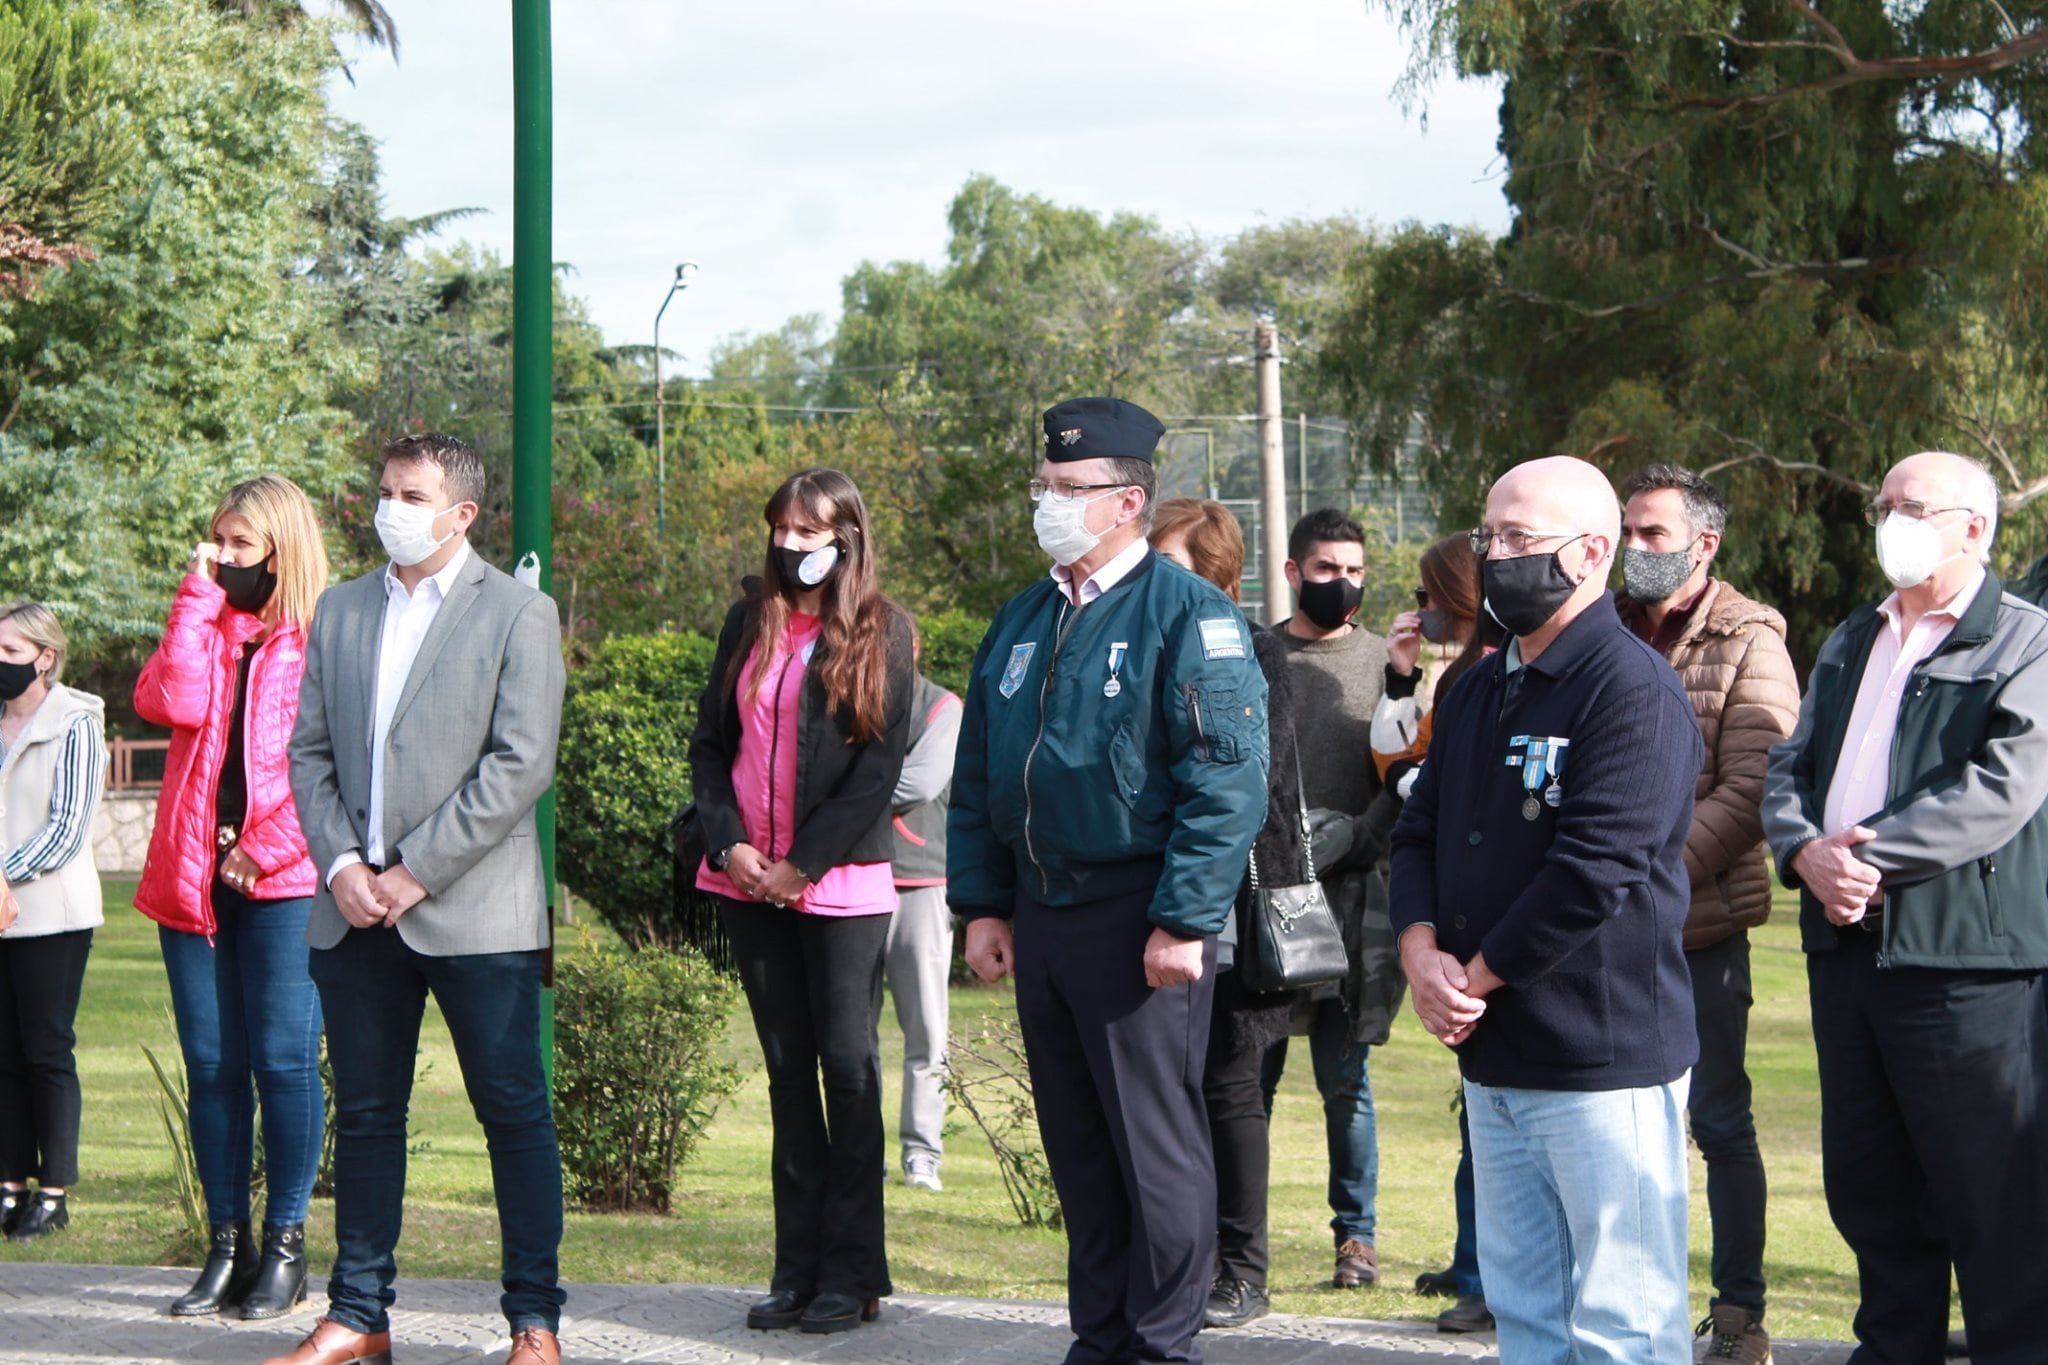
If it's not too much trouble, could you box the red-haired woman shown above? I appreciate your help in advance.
[688,468,915,1336]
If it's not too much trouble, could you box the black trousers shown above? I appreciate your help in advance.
[720,899,893,1300]
[1016,885,1217,1365]
[1808,931,2048,1365]
[0,928,94,1187]
[1203,983,1271,1288]
[1686,932,1767,1312]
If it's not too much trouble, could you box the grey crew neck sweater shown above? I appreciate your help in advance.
[1275,620,1388,818]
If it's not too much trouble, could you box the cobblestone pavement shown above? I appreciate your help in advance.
[0,1265,1859,1363]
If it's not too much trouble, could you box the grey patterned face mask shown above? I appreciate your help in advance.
[1619,543,1697,604]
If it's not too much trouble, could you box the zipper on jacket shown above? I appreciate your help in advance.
[1184,684,1209,762]
[764,651,797,862]
[1022,599,1082,898]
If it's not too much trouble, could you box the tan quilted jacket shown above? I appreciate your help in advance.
[1619,580,1801,950]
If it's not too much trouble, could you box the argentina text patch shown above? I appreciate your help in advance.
[1198,617,1246,660]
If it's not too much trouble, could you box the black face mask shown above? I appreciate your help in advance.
[1417,608,1453,644]
[0,659,41,702]
[1296,575,1364,631]
[773,542,842,591]
[1482,542,1585,637]
[217,559,278,615]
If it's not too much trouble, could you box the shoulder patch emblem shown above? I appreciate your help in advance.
[1199,617,1246,660]
[999,641,1036,698]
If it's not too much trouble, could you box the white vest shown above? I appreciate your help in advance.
[0,684,105,939]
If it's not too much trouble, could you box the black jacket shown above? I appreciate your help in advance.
[1390,594,1702,1092]
[688,595,916,879]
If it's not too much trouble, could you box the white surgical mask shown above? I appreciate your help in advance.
[375,498,460,567]
[1033,488,1119,567]
[1874,511,1963,589]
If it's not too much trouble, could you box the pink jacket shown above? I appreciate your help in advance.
[133,573,315,936]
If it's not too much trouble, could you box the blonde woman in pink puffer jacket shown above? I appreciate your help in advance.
[134,475,327,1322]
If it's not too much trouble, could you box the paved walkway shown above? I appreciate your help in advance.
[0,1264,1864,1363]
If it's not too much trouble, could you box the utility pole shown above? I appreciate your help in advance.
[1256,323,1289,626]
[652,262,699,538]
[510,0,555,1089]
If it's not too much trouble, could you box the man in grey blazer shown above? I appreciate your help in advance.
[274,433,568,1365]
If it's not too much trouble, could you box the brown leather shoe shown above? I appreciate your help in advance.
[259,1316,393,1365]
[506,1326,561,1365]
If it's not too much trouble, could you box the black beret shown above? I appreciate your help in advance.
[1042,396,1165,464]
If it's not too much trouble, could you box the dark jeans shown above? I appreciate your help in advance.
[719,898,893,1299]
[1203,995,1270,1288]
[1259,996,1377,1247]
[1686,931,1766,1313]
[160,886,324,1226]
[308,928,564,1335]
[1015,885,1216,1365]
[1449,1100,1482,1298]
[0,928,93,1186]
[1808,932,2048,1365]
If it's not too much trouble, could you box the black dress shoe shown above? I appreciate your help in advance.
[745,1289,813,1330]
[171,1219,259,1315]
[1203,1276,1270,1329]
[1413,1268,1459,1298]
[240,1222,309,1319]
[0,1188,26,1238]
[1437,1294,1495,1334]
[9,1190,67,1243]
[799,1291,880,1333]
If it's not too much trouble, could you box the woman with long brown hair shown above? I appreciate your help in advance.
[688,467,915,1335]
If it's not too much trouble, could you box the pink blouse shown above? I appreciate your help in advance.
[695,612,895,917]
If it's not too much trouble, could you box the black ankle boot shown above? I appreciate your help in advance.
[238,1222,308,1320]
[8,1189,67,1243]
[170,1219,258,1316]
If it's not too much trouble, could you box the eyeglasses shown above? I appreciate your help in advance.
[1863,499,1969,527]
[1029,479,1128,504]
[1467,527,1582,557]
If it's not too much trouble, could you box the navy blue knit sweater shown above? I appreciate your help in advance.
[1389,593,1701,1091]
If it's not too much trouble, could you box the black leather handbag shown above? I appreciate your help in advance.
[1236,760,1349,994]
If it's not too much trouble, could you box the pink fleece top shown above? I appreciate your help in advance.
[695,612,895,917]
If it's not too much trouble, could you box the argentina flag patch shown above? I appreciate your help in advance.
[1198,617,1246,660]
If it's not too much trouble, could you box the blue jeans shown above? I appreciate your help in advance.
[1465,1076,1692,1364]
[1261,997,1376,1246]
[160,890,324,1226]
[308,928,564,1335]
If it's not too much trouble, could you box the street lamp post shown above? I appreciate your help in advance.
[652,261,699,537]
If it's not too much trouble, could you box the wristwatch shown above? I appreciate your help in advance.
[709,842,738,872]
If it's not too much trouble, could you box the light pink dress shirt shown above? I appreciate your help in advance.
[1050,535,1151,607]
[1822,568,1987,836]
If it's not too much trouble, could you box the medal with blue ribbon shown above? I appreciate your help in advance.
[1506,735,1571,820]
[1104,641,1128,698]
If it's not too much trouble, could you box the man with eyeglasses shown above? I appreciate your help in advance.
[949,395,1269,1365]
[1763,450,2048,1365]
[1614,464,1799,1365]
[1390,455,1703,1363]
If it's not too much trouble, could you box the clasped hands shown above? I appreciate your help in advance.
[726,842,809,909]
[331,861,429,929]
[1401,925,1504,1048]
[1790,825,1882,926]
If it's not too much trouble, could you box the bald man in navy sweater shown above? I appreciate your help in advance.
[1390,457,1701,1365]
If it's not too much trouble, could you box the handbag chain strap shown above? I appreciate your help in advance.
[1247,736,1316,890]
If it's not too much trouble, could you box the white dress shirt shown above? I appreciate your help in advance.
[1049,535,1151,607]
[1822,566,1986,836]
[326,541,473,885]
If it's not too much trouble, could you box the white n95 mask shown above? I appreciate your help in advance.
[375,498,459,567]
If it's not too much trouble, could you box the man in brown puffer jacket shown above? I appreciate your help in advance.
[1618,464,1800,1365]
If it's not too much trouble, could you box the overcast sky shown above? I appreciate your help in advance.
[325,0,1510,378]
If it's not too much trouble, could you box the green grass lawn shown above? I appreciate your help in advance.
[11,882,1868,1339]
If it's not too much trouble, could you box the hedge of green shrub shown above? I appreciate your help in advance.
[553,934,744,1211]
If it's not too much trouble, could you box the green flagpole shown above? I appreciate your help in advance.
[510,0,555,1091]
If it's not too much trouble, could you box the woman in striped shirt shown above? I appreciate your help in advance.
[0,601,108,1245]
